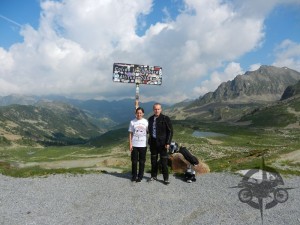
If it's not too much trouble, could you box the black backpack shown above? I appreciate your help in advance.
[178,146,199,166]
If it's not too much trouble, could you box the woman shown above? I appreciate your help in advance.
[128,107,148,182]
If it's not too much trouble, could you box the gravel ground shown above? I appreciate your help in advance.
[0,172,299,225]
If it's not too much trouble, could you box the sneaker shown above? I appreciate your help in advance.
[148,177,157,182]
[187,179,192,183]
[136,178,142,183]
[164,180,170,185]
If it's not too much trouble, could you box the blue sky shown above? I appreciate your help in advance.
[0,0,40,47]
[0,0,300,104]
[238,4,300,69]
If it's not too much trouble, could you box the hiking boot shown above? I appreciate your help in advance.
[131,177,137,182]
[187,179,192,183]
[148,177,157,182]
[164,180,170,185]
[136,178,142,183]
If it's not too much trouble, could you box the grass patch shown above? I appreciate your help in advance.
[1,120,299,177]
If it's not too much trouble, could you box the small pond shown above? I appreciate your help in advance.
[192,131,227,138]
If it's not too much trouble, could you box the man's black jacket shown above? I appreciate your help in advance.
[148,113,173,146]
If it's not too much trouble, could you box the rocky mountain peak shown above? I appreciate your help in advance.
[193,65,300,106]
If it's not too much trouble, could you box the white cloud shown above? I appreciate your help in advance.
[249,63,261,71]
[0,48,14,73]
[0,0,298,104]
[0,78,20,95]
[273,39,300,72]
[193,62,243,96]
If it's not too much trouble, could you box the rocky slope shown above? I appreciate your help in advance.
[193,65,300,105]
[281,80,300,100]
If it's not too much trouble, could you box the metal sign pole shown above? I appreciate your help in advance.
[135,83,139,109]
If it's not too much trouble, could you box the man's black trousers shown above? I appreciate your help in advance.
[149,138,169,181]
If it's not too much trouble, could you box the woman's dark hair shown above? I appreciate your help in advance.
[136,107,144,113]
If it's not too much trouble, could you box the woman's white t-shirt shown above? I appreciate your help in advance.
[128,118,148,147]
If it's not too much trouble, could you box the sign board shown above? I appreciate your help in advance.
[113,63,162,85]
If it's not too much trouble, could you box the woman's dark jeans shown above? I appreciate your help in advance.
[131,147,147,179]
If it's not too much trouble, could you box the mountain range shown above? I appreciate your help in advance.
[0,65,299,146]
[166,65,300,121]
[0,95,160,128]
[0,96,159,146]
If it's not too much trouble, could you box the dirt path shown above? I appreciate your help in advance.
[280,149,300,163]
[15,157,128,173]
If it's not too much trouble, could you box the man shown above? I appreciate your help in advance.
[148,103,173,184]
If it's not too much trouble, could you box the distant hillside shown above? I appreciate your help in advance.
[0,95,159,129]
[0,94,37,106]
[65,98,159,125]
[239,94,300,127]
[0,102,102,146]
[166,66,300,121]
[0,96,167,146]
